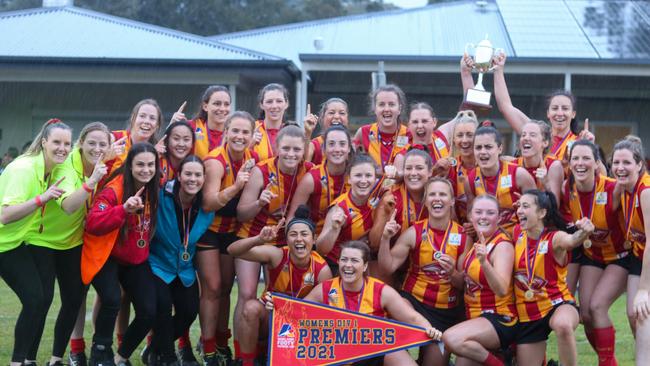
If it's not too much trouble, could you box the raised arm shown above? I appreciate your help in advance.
[368,191,396,250]
[633,189,650,320]
[460,53,476,95]
[60,157,107,215]
[516,167,537,195]
[227,224,284,266]
[377,223,414,275]
[236,167,267,222]
[315,206,346,257]
[552,217,595,254]
[1,177,65,225]
[286,174,314,221]
[493,53,530,134]
[477,233,514,297]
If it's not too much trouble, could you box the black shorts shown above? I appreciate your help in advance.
[516,302,578,344]
[196,230,238,254]
[352,356,383,366]
[399,291,462,332]
[579,253,630,271]
[480,312,518,349]
[570,246,583,264]
[629,254,643,276]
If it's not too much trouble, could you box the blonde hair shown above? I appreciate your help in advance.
[450,110,478,157]
[24,118,72,156]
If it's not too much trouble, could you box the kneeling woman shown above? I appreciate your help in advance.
[148,156,214,364]
[513,190,594,366]
[228,206,332,366]
[82,142,161,366]
[378,177,469,366]
[303,241,442,366]
[442,195,516,366]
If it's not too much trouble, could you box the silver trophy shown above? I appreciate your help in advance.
[463,36,503,113]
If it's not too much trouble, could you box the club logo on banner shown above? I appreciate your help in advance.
[268,293,433,365]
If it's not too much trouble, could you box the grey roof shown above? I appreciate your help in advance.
[0,6,279,61]
[214,0,650,65]
[213,0,513,66]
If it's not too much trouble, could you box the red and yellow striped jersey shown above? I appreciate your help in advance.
[462,230,516,319]
[514,155,558,189]
[547,131,577,162]
[388,184,427,233]
[326,192,375,262]
[190,118,223,159]
[396,130,450,164]
[356,123,409,168]
[562,176,628,263]
[621,173,650,259]
[237,157,312,245]
[402,219,468,309]
[322,276,387,317]
[513,226,574,322]
[307,163,349,233]
[448,156,473,222]
[310,136,324,165]
[205,145,258,233]
[252,120,280,161]
[468,162,520,237]
[159,156,176,184]
[266,247,328,298]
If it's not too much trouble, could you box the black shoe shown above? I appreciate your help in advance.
[176,346,199,366]
[214,347,232,366]
[45,362,66,366]
[158,354,179,366]
[141,344,151,365]
[69,352,88,366]
[229,360,241,366]
[89,344,115,366]
[202,354,221,366]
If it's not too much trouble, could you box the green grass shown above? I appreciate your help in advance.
[0,282,636,365]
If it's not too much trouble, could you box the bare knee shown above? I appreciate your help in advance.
[551,321,575,340]
[442,330,466,353]
[242,300,264,323]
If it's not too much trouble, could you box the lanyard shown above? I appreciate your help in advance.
[342,278,366,312]
[476,163,501,197]
[574,179,597,221]
[288,255,314,297]
[523,230,545,285]
[426,220,453,256]
[624,178,643,239]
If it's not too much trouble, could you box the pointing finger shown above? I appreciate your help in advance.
[276,218,286,230]
[135,186,145,197]
[583,118,589,132]
[478,231,486,245]
[177,101,187,113]
[389,208,396,222]
[96,153,104,165]
[307,103,311,116]
[158,134,167,143]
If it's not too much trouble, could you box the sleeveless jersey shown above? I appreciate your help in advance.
[326,192,375,262]
[204,145,257,233]
[547,131,577,162]
[389,184,427,233]
[468,162,520,236]
[402,219,467,309]
[237,157,312,245]
[307,163,349,233]
[621,173,650,259]
[448,157,473,222]
[563,176,628,263]
[357,123,409,168]
[159,156,176,184]
[396,130,450,164]
[462,230,516,319]
[190,118,223,159]
[310,136,324,165]
[252,120,280,161]
[514,155,558,189]
[266,247,328,298]
[322,276,387,317]
[513,226,574,322]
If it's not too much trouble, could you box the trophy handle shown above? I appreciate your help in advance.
[488,48,505,71]
[464,43,475,57]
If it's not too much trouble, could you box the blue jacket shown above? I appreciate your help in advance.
[149,181,213,286]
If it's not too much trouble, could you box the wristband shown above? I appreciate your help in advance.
[35,195,44,207]
[82,182,93,193]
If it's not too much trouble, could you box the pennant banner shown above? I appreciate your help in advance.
[268,292,433,366]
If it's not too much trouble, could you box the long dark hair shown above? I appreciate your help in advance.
[523,189,569,232]
[194,85,231,122]
[567,139,601,193]
[116,142,160,242]
[545,90,578,135]
[173,154,205,206]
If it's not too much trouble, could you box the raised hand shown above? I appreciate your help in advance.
[331,209,347,230]
[123,186,145,213]
[303,104,318,137]
[382,209,401,239]
[534,167,548,184]
[88,153,108,187]
[251,125,263,146]
[41,177,66,203]
[154,134,167,154]
[170,101,188,124]
[475,231,488,264]
[258,183,278,207]
[258,225,277,243]
[578,118,595,142]
[234,167,251,189]
[108,136,127,160]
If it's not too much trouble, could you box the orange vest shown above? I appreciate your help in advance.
[310,136,324,165]
[326,192,375,262]
[357,123,409,168]
[389,184,427,233]
[468,162,520,237]
[621,173,650,259]
[205,145,256,233]
[402,219,467,309]
[547,131,577,162]
[252,120,279,161]
[513,226,574,322]
[563,176,628,263]
[191,118,223,159]
[80,176,124,285]
[322,276,387,318]
[462,230,516,320]
[266,247,328,298]
[307,163,349,233]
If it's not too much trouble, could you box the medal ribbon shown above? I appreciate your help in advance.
[476,163,501,197]
[523,230,544,286]
[136,197,150,245]
[181,204,192,259]
[426,220,453,256]
[376,126,398,169]
[624,177,643,241]
[288,255,314,298]
[342,278,366,312]
[574,179,597,221]
[462,231,499,273]
[550,131,573,157]
[273,157,300,219]
[324,163,346,206]
[405,188,425,226]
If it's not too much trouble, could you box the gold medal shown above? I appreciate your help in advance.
[434,251,442,260]
[181,251,190,262]
[583,239,592,249]
[624,240,632,249]
[137,239,147,248]
[524,289,534,300]
[448,157,457,167]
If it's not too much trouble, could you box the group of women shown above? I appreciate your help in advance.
[1,52,649,366]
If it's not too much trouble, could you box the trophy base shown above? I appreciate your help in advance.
[461,88,492,117]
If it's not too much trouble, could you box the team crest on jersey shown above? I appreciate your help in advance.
[320,175,328,188]
[303,272,315,286]
[276,323,295,349]
[630,229,646,244]
[269,172,278,186]
[595,192,607,205]
[369,130,376,141]
[449,233,462,246]
[421,262,448,280]
[538,240,549,254]
[514,271,548,294]
[98,203,107,211]
[195,127,204,140]
[463,274,483,296]
[396,135,409,148]
[328,288,338,303]
[474,176,481,187]
[500,175,512,188]
[434,138,446,150]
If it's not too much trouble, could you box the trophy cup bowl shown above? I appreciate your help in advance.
[461,37,503,116]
